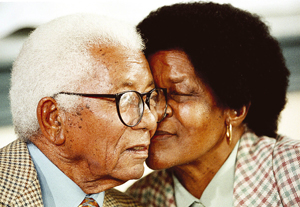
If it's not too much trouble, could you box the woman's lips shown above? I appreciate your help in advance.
[152,130,174,141]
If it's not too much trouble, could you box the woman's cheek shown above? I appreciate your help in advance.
[177,102,206,128]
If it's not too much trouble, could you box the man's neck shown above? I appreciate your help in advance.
[27,142,106,206]
[31,137,124,194]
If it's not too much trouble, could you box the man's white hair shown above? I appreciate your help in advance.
[9,13,144,141]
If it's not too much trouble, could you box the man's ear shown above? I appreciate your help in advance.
[37,97,65,145]
[226,104,250,127]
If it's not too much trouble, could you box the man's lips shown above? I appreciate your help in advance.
[126,145,149,151]
[125,144,149,158]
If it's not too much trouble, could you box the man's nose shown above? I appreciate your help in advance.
[132,103,157,131]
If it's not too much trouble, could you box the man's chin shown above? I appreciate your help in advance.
[114,164,145,181]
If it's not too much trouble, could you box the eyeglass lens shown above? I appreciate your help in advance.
[119,91,144,126]
[148,89,167,122]
[118,89,166,126]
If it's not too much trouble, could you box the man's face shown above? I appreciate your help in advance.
[60,46,157,184]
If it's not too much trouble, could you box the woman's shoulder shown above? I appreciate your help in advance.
[240,132,300,177]
[272,135,300,170]
[126,169,175,207]
[275,135,300,150]
[272,136,300,205]
[239,132,300,154]
[126,169,173,193]
[237,132,300,173]
[235,133,300,205]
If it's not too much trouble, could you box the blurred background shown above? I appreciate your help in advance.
[0,0,300,191]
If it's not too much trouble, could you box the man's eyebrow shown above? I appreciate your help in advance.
[122,82,134,87]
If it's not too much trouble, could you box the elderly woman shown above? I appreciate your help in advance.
[126,2,300,207]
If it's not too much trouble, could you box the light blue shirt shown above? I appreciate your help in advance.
[173,140,240,207]
[27,143,105,207]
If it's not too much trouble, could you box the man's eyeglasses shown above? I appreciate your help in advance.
[56,88,167,127]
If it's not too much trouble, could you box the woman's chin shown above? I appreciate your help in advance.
[146,157,175,170]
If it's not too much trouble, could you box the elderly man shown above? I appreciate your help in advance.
[0,13,167,206]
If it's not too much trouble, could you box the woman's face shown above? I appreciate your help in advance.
[147,50,229,170]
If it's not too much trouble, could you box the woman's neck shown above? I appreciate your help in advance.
[172,129,244,198]
[172,154,225,199]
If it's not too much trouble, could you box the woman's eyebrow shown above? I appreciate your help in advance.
[120,79,155,89]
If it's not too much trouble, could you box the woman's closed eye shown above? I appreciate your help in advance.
[168,92,195,102]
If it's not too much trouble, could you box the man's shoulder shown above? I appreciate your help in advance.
[0,139,26,152]
[0,139,30,168]
[0,139,31,173]
[104,188,143,207]
[0,139,43,206]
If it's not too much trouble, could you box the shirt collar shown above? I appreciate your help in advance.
[173,174,200,207]
[173,140,240,207]
[27,142,105,207]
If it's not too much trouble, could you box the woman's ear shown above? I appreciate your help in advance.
[226,104,250,127]
[37,97,65,145]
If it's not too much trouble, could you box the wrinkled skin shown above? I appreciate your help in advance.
[35,45,157,194]
[148,50,228,170]
[147,50,244,198]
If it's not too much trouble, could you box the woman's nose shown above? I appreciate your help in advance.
[165,102,173,118]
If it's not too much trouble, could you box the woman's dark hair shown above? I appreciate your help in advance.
[137,2,290,137]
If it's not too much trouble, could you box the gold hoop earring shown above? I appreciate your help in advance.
[226,123,232,145]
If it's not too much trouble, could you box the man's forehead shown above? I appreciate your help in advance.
[88,44,152,92]
[90,44,142,62]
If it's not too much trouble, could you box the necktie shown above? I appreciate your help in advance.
[79,197,99,207]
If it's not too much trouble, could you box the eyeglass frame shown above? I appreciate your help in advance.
[55,88,167,127]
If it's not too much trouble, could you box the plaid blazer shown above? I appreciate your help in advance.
[126,132,300,207]
[0,140,142,207]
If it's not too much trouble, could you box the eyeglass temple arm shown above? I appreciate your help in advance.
[57,92,116,98]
